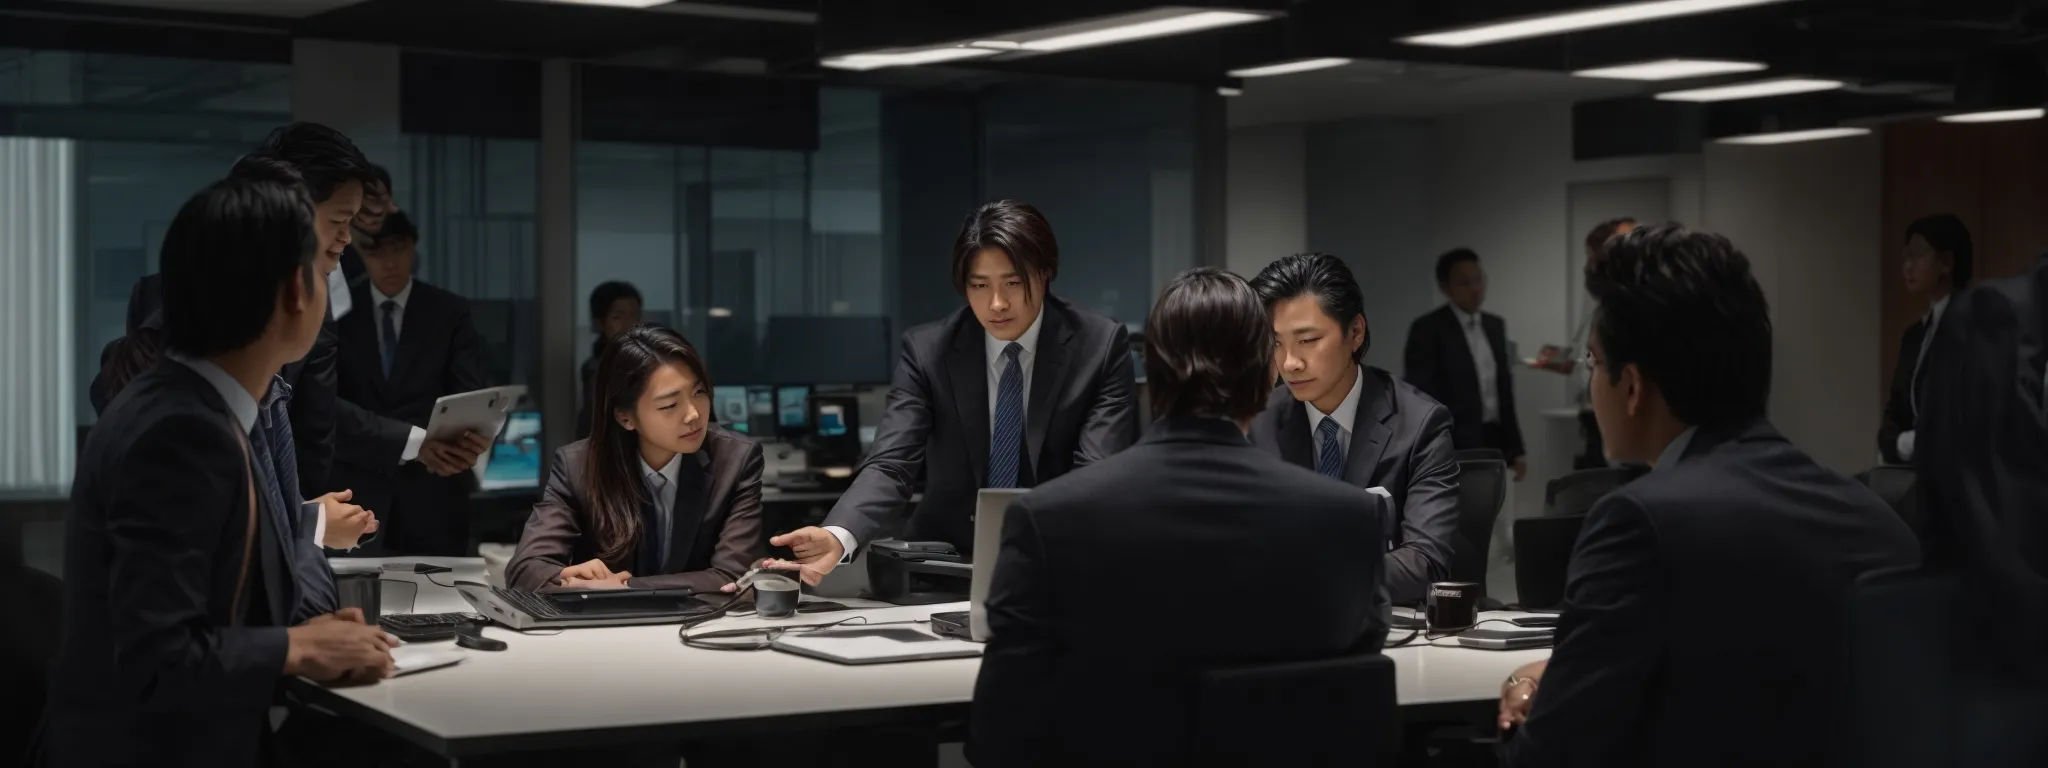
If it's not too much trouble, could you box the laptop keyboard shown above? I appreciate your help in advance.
[494,587,564,620]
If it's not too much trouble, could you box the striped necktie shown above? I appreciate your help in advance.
[988,342,1025,488]
[262,379,337,616]
[1315,417,1346,480]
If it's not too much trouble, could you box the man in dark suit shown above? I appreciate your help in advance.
[760,200,1138,582]
[1880,213,1973,464]
[1404,248,1527,480]
[969,267,1388,767]
[1497,224,1919,768]
[332,210,493,556]
[47,174,396,768]
[1247,253,1460,606]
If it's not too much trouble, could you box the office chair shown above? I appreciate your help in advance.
[7,565,62,765]
[1449,456,1508,602]
[1192,652,1396,767]
[1512,515,1585,610]
[1847,569,2048,767]
[1854,466,1923,540]
[1543,465,1647,517]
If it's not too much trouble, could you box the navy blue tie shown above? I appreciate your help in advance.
[379,300,399,378]
[987,342,1025,488]
[1315,417,1346,480]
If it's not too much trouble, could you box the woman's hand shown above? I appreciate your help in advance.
[557,559,615,582]
[1498,660,1547,731]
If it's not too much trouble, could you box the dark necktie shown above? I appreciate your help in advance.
[247,409,304,615]
[379,300,399,378]
[988,342,1025,488]
[1315,417,1346,480]
[640,472,668,574]
[262,388,338,616]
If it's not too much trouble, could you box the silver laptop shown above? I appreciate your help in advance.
[454,581,716,630]
[967,488,1028,641]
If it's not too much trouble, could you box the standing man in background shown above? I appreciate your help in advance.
[340,163,392,290]
[1249,252,1460,607]
[578,280,644,440]
[1404,248,1527,480]
[1880,213,1972,464]
[760,200,1139,582]
[333,210,493,556]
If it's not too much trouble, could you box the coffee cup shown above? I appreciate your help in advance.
[1426,581,1478,631]
[754,573,801,619]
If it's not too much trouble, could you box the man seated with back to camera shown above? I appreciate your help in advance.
[968,267,1390,767]
[1246,253,1460,607]
[1495,224,1919,768]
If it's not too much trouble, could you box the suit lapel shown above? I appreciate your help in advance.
[386,286,430,389]
[945,315,991,487]
[1443,308,1477,381]
[1345,370,1393,486]
[1276,400,1314,471]
[1025,304,1072,468]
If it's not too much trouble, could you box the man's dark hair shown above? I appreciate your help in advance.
[1145,268,1274,422]
[1585,217,1637,260]
[1586,223,1772,429]
[377,210,419,244]
[160,175,318,358]
[1434,247,1480,286]
[951,199,1059,297]
[1905,213,1974,288]
[247,121,376,204]
[588,281,642,321]
[369,163,393,194]
[1249,252,1370,361]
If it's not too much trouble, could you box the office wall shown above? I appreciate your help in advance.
[1225,123,1307,277]
[1701,135,1884,474]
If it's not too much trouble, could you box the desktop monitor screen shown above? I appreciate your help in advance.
[480,411,543,491]
[745,385,777,436]
[713,385,750,434]
[777,386,810,431]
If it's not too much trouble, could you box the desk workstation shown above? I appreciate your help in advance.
[295,557,1549,761]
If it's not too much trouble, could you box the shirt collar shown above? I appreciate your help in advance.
[371,278,415,309]
[1305,365,1367,436]
[1653,426,1699,472]
[985,305,1046,363]
[1927,294,1950,326]
[642,451,684,487]
[167,352,261,434]
[1450,305,1482,329]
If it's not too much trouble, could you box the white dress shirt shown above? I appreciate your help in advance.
[1451,306,1500,424]
[823,306,1048,561]
[644,452,683,567]
[168,353,331,547]
[1898,295,1950,461]
[1654,426,1699,472]
[371,279,431,464]
[1305,365,1367,469]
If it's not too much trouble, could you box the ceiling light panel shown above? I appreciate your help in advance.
[1572,58,1767,81]
[1401,0,1794,48]
[820,47,998,71]
[1003,9,1272,53]
[541,0,673,8]
[1939,108,2046,123]
[1655,77,1843,102]
[1228,58,1354,78]
[1717,127,1870,145]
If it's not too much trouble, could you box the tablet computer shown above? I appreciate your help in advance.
[426,386,525,442]
[1455,627,1555,651]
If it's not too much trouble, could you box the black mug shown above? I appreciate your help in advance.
[754,573,801,619]
[1426,581,1479,631]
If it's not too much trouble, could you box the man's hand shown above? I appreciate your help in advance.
[315,489,378,549]
[1498,659,1547,731]
[285,610,399,683]
[721,528,843,591]
[419,432,493,476]
[1511,456,1528,483]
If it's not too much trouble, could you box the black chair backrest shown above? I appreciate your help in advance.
[1513,515,1586,610]
[1193,652,1396,767]
[1854,466,1922,539]
[1450,457,1507,600]
[1543,465,1648,517]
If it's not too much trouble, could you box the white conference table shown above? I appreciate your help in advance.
[296,557,1549,760]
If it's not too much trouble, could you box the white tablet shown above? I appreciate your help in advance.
[425,386,525,442]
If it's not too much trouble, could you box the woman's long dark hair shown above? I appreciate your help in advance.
[582,325,713,566]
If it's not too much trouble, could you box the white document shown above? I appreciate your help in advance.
[391,644,466,676]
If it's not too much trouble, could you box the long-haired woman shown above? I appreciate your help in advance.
[507,325,763,592]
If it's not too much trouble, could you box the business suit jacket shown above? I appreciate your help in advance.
[91,273,340,498]
[968,417,1389,767]
[1917,256,2048,684]
[1879,315,1936,464]
[1403,305,1526,459]
[505,430,765,594]
[824,294,1138,553]
[1502,420,1920,768]
[49,362,296,768]
[332,279,489,555]
[1250,368,1460,606]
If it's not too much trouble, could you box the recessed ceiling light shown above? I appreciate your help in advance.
[1655,77,1844,102]
[1010,9,1271,53]
[1227,57,1354,78]
[1939,107,2046,123]
[1572,58,1768,81]
[1401,0,1793,48]
[1217,86,1244,97]
[541,0,673,8]
[1716,126,1871,145]
[820,47,998,72]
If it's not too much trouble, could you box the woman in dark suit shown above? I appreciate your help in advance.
[508,325,764,593]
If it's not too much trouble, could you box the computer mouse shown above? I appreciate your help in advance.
[455,625,507,652]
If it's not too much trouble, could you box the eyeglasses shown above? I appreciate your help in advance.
[1582,348,1601,372]
[680,615,874,651]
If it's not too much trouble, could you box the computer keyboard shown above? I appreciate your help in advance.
[378,612,483,642]
[493,587,565,620]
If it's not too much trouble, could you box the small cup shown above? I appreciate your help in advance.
[1425,581,1479,631]
[754,574,801,619]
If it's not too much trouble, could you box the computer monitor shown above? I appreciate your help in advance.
[777,386,810,433]
[713,385,750,434]
[745,385,777,437]
[808,393,862,468]
[479,411,543,491]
